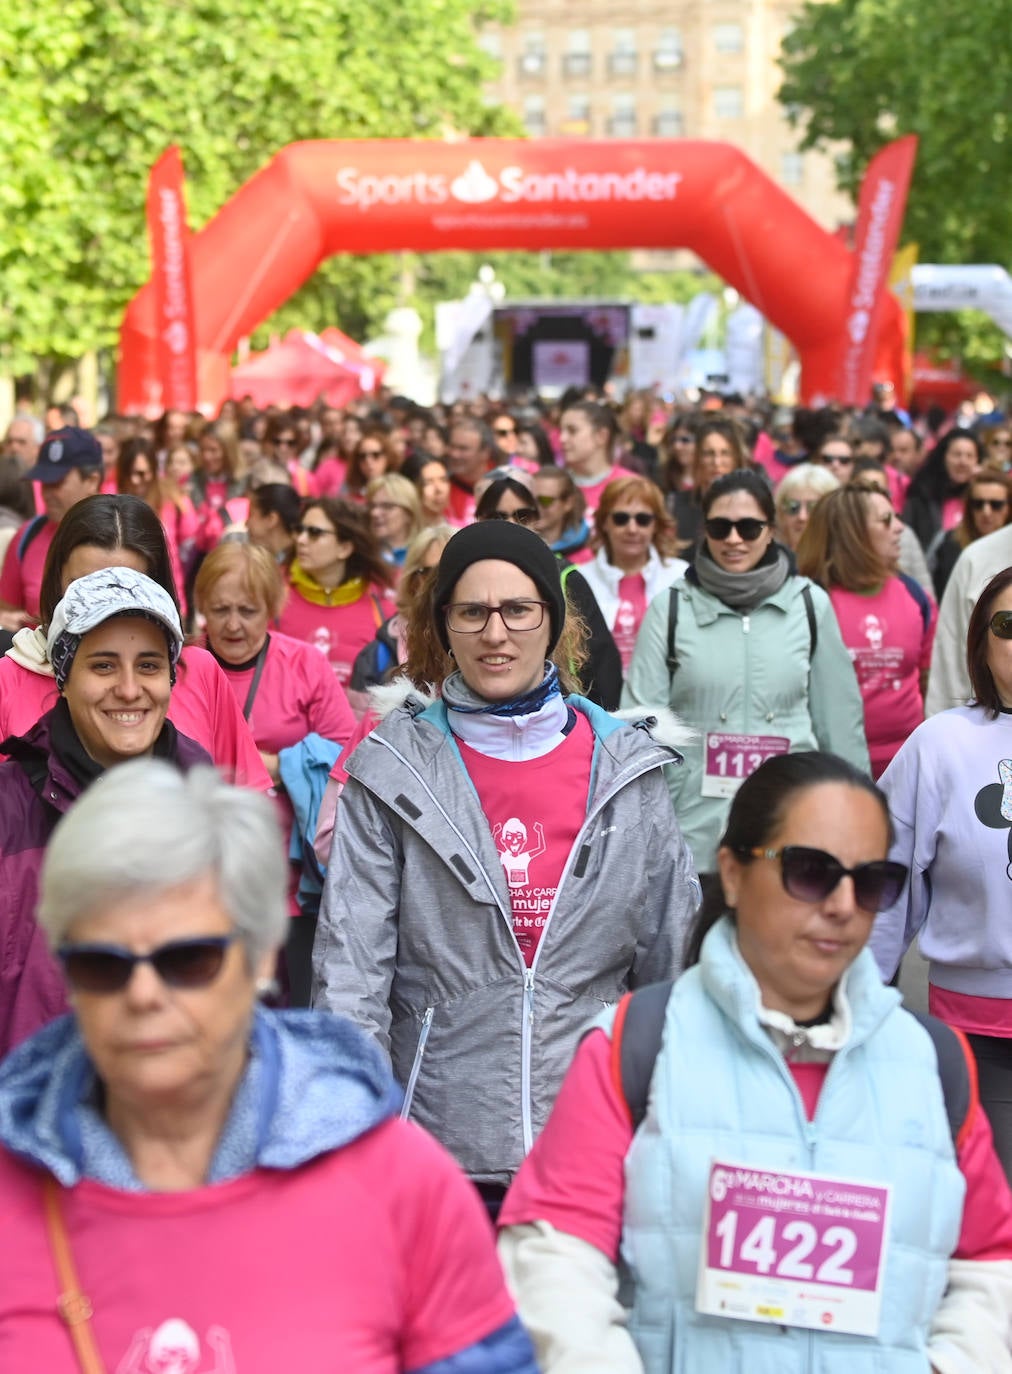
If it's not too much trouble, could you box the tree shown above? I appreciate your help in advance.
[0,0,516,378]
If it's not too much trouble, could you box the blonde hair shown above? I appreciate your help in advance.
[194,540,287,620]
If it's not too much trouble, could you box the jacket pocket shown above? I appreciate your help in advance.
[400,1006,434,1120]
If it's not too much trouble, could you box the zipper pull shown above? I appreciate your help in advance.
[742,614,750,634]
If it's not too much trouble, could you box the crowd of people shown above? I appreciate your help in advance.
[1,384,1011,1371]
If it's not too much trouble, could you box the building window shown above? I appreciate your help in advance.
[517,32,546,79]
[568,94,592,124]
[652,105,684,137]
[713,86,743,119]
[781,151,804,186]
[713,23,744,54]
[563,29,592,78]
[523,96,546,135]
[608,28,638,77]
[607,93,637,138]
[653,27,683,72]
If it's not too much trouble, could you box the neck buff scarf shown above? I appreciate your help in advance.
[442,660,562,719]
[288,562,367,608]
[693,541,790,612]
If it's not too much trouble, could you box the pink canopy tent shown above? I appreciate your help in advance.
[229,329,374,408]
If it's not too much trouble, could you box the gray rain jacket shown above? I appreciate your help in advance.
[312,690,699,1185]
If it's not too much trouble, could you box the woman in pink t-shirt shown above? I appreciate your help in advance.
[798,480,936,778]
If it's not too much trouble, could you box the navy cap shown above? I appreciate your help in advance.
[24,427,103,483]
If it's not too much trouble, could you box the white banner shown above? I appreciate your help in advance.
[912,264,1012,338]
[725,304,764,395]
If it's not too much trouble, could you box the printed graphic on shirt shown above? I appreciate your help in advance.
[973,759,1012,879]
[311,625,333,657]
[494,817,547,888]
[848,612,904,692]
[492,817,552,958]
[612,599,639,672]
[116,1318,235,1374]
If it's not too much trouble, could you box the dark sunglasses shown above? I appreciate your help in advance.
[819,452,854,466]
[971,498,1008,513]
[275,437,297,448]
[705,517,769,541]
[57,935,237,994]
[990,610,1012,640]
[610,511,655,527]
[493,425,516,437]
[487,508,539,527]
[740,845,907,912]
[780,498,819,517]
[295,523,334,540]
[359,448,385,459]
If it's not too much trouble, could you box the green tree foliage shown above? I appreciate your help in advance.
[0,0,515,375]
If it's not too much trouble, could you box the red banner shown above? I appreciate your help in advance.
[146,146,198,412]
[835,135,918,405]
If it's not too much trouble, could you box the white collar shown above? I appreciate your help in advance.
[446,692,572,760]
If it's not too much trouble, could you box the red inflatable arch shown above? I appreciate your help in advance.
[118,139,904,412]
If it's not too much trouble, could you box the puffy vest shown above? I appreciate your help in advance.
[610,919,965,1374]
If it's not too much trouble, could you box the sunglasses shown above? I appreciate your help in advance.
[359,448,385,460]
[493,425,516,437]
[57,935,237,994]
[610,511,655,527]
[275,437,297,448]
[705,517,769,541]
[741,845,907,912]
[990,610,1012,639]
[820,453,854,467]
[295,523,335,540]
[780,498,820,517]
[871,511,896,528]
[486,508,539,527]
[971,498,1008,512]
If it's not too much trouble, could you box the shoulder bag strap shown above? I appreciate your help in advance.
[665,586,680,677]
[42,1175,107,1374]
[242,639,270,721]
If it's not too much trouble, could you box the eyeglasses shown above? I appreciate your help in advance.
[493,425,517,438]
[971,498,1009,512]
[295,523,335,540]
[990,610,1012,639]
[780,498,819,517]
[536,493,563,508]
[870,511,896,528]
[445,600,549,634]
[610,511,655,528]
[673,433,695,445]
[988,437,1012,448]
[369,501,402,513]
[57,935,237,994]
[275,438,297,448]
[740,846,907,912]
[485,508,539,527]
[820,453,854,467]
[359,448,385,460]
[704,517,769,541]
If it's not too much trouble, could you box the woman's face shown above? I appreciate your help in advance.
[61,545,150,595]
[670,427,696,473]
[165,448,194,486]
[423,426,447,459]
[128,455,155,499]
[695,431,737,491]
[776,486,821,551]
[816,442,855,482]
[199,437,225,477]
[98,434,119,474]
[64,616,172,768]
[273,430,299,462]
[945,437,980,486]
[418,461,450,518]
[294,506,352,583]
[718,783,889,1022]
[164,411,188,446]
[559,409,607,473]
[986,430,1012,469]
[969,481,1010,539]
[986,584,1012,707]
[491,488,539,527]
[865,491,902,570]
[66,874,271,1123]
[533,474,571,543]
[341,416,363,455]
[202,568,270,666]
[515,430,540,463]
[358,440,388,483]
[604,498,656,570]
[445,560,552,702]
[704,491,773,574]
[369,495,412,549]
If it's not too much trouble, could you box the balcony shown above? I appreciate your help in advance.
[562,52,593,78]
[517,51,546,79]
[607,52,639,78]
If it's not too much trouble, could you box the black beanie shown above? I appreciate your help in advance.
[433,521,566,654]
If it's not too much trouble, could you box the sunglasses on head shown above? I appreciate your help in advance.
[610,511,655,527]
[972,497,1008,513]
[990,610,1012,639]
[740,845,907,912]
[57,935,237,994]
[705,517,769,541]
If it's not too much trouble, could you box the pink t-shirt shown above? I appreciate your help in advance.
[929,985,1012,1038]
[0,517,55,621]
[277,586,393,693]
[569,464,637,521]
[0,646,271,791]
[612,573,649,675]
[313,456,348,498]
[942,493,965,532]
[499,1027,1012,1266]
[0,1119,516,1373]
[456,713,594,965]
[830,578,936,778]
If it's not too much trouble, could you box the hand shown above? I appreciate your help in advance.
[0,608,31,632]
[259,750,281,784]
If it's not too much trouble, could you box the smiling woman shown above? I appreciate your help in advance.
[0,567,210,1057]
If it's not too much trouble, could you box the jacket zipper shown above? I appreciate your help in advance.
[400,1006,434,1120]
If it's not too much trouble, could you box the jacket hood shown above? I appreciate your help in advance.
[7,624,52,676]
[0,1007,402,1184]
[367,673,439,721]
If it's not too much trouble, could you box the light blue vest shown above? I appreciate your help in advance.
[607,919,965,1374]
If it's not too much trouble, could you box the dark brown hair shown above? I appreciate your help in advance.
[967,567,1012,717]
[300,497,395,590]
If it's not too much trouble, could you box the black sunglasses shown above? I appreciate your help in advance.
[486,508,539,527]
[493,425,516,437]
[740,845,907,912]
[57,935,237,994]
[610,511,655,527]
[990,611,1012,640]
[971,498,1008,513]
[705,517,769,542]
[295,523,334,540]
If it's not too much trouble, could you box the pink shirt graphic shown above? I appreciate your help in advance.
[457,713,594,964]
[612,573,649,675]
[277,585,393,694]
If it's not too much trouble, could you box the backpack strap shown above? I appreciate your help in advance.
[559,562,578,592]
[665,587,680,676]
[898,572,932,635]
[16,513,49,561]
[611,980,675,1130]
[909,1010,977,1149]
[801,581,818,659]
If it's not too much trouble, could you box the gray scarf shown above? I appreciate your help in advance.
[693,543,791,611]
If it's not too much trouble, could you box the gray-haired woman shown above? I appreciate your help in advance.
[0,761,538,1373]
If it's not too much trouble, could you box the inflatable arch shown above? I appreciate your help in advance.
[118,139,904,412]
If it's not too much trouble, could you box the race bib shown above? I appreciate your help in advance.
[696,1159,891,1338]
[702,733,790,798]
